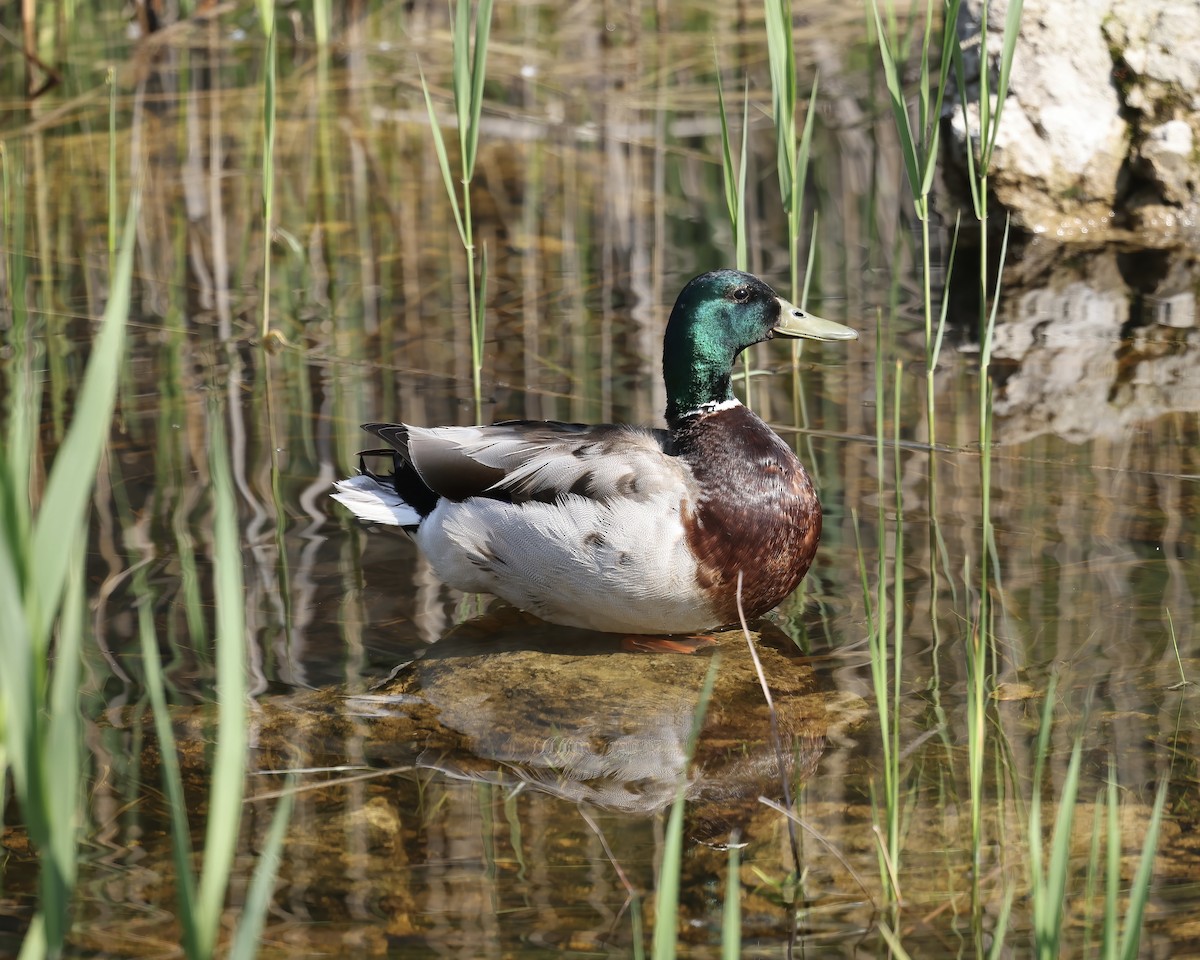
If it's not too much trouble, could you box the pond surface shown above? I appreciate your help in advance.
[2,2,1200,957]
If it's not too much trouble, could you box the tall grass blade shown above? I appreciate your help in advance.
[721,838,741,960]
[465,0,494,179]
[419,68,468,246]
[987,884,1015,960]
[877,920,915,959]
[984,0,1025,163]
[453,0,472,164]
[257,0,274,36]
[764,0,797,211]
[714,69,748,270]
[473,244,489,419]
[138,578,202,957]
[28,193,135,642]
[41,536,86,933]
[228,780,296,960]
[106,68,117,265]
[0,187,137,957]
[930,212,961,373]
[980,214,1010,372]
[868,0,920,207]
[193,410,249,960]
[1103,768,1119,958]
[716,66,751,405]
[652,658,719,960]
[794,75,819,241]
[260,27,277,339]
[313,0,330,46]
[1118,780,1167,960]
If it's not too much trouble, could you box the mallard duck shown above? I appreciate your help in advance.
[332,269,856,636]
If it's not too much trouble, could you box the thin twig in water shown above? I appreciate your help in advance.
[758,796,877,908]
[578,804,638,902]
[578,804,642,942]
[247,765,416,802]
[736,571,801,874]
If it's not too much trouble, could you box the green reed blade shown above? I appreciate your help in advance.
[930,211,961,373]
[802,209,818,308]
[0,186,136,956]
[0,552,44,934]
[473,243,489,418]
[466,0,494,180]
[452,0,495,180]
[138,577,202,958]
[229,778,296,960]
[651,782,687,959]
[652,657,719,960]
[313,0,330,46]
[1102,767,1119,959]
[27,191,134,642]
[714,69,749,268]
[1118,780,1166,960]
[15,916,47,960]
[715,66,738,244]
[420,67,468,247]
[764,0,796,207]
[981,214,1010,370]
[794,74,818,239]
[721,839,741,960]
[1046,742,1083,929]
[917,0,932,143]
[869,0,921,208]
[261,26,277,339]
[453,0,471,164]
[878,921,915,960]
[735,84,748,271]
[987,884,1015,960]
[194,410,248,960]
[257,0,274,36]
[630,896,646,960]
[107,68,117,265]
[41,537,86,914]
[950,28,982,217]
[1,161,36,562]
[984,0,1024,164]
[933,0,964,134]
[851,511,875,632]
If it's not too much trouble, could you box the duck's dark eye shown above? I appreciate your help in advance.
[733,287,750,303]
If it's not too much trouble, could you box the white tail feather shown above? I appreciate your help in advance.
[331,475,422,527]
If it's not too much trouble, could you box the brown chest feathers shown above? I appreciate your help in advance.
[674,405,822,625]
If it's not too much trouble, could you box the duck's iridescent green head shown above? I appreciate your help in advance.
[662,269,856,425]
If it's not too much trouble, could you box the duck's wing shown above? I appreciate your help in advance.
[362,420,687,504]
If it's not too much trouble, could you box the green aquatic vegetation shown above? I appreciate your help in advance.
[260,26,277,339]
[715,67,755,408]
[0,182,134,959]
[136,411,295,960]
[421,0,495,421]
[715,68,749,273]
[722,838,742,960]
[651,657,718,960]
[869,0,962,444]
[764,0,819,303]
[857,344,908,903]
[1028,689,1167,960]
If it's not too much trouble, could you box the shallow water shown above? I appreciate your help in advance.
[3,3,1200,957]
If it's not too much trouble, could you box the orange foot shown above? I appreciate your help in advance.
[620,634,719,655]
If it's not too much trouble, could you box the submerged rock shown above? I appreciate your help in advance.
[251,606,865,842]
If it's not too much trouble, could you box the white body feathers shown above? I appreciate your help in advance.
[332,423,723,634]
